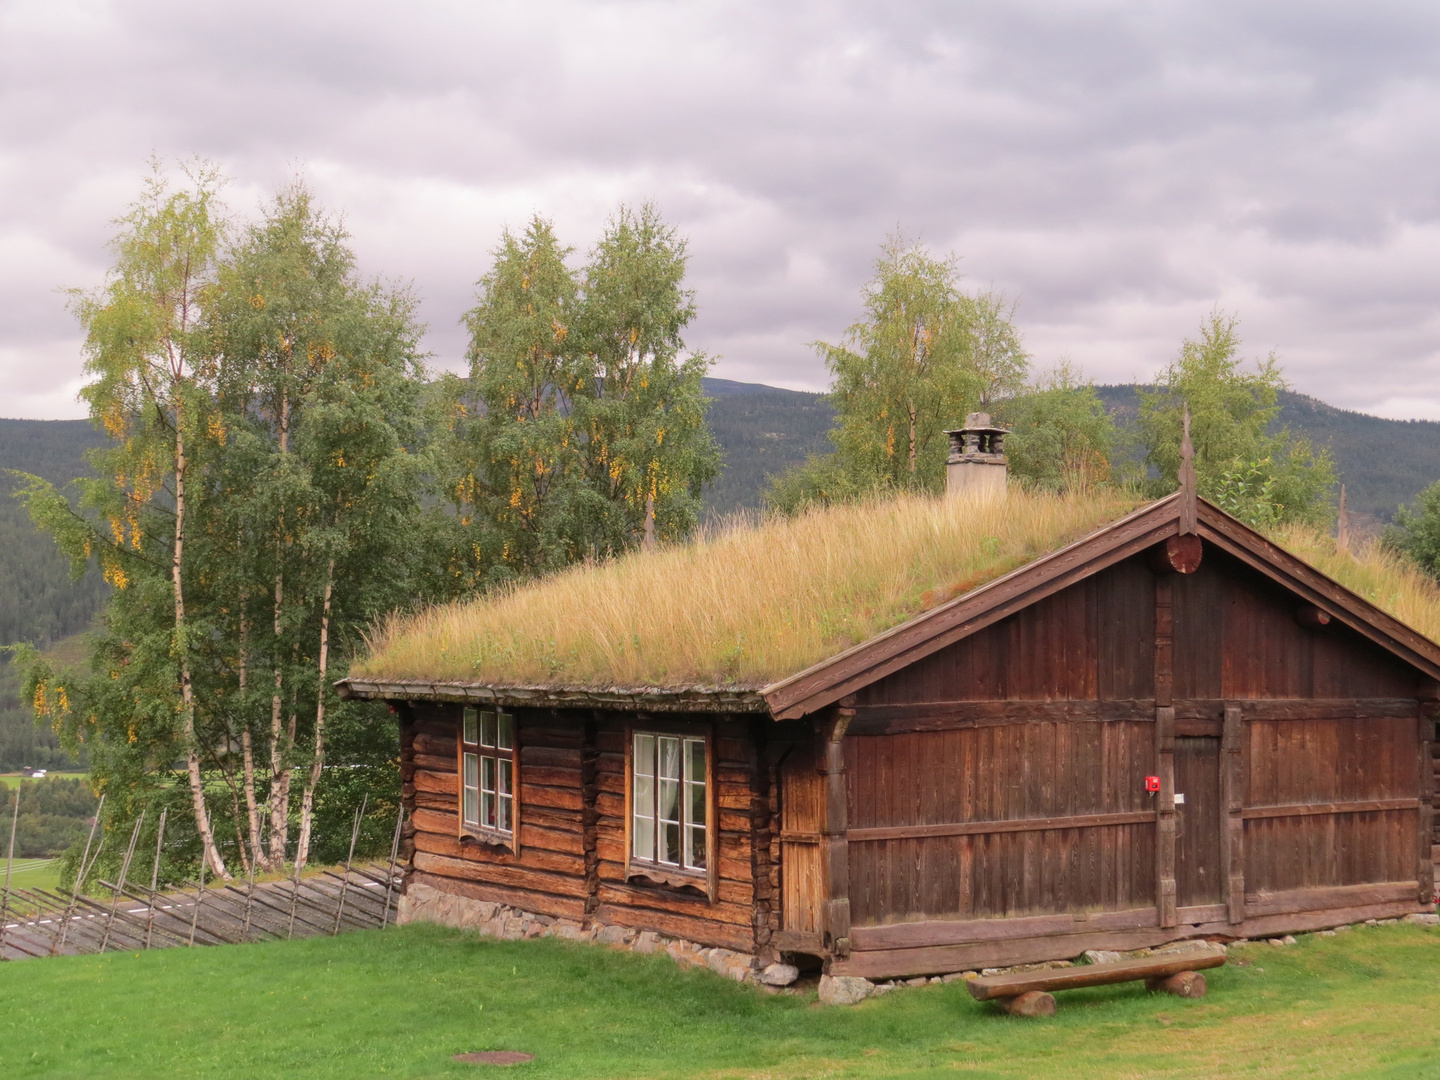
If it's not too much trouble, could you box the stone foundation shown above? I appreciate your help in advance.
[396,882,783,986]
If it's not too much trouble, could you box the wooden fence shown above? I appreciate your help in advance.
[0,797,406,962]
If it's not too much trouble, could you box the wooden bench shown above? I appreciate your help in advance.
[967,952,1227,1016]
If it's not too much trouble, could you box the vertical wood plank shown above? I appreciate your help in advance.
[1155,573,1177,927]
[1419,704,1436,905]
[820,709,852,957]
[1222,705,1245,923]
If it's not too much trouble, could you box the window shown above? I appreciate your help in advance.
[460,707,515,837]
[631,732,707,873]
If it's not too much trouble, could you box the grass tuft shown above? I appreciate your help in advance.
[355,489,1142,688]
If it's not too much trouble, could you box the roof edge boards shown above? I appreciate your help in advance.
[336,679,770,714]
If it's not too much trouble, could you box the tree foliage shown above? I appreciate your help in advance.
[1137,311,1335,527]
[441,206,719,584]
[998,361,1116,493]
[14,174,424,879]
[1385,481,1440,579]
[767,236,1027,511]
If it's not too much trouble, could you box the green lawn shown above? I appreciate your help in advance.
[2,922,1439,1079]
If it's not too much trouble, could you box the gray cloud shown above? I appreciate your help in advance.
[3,0,1440,418]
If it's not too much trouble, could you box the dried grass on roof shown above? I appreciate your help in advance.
[1268,523,1440,644]
[354,489,1142,689]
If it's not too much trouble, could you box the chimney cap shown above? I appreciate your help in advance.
[943,411,1010,438]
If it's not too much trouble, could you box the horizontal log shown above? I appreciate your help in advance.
[592,903,755,953]
[414,769,456,795]
[413,752,457,774]
[1242,799,1417,821]
[519,823,585,856]
[847,809,1157,844]
[771,929,824,953]
[412,807,458,836]
[414,790,457,811]
[413,851,590,898]
[520,745,582,769]
[413,731,456,757]
[414,832,584,876]
[521,783,583,811]
[968,952,1225,1001]
[1242,881,1418,919]
[521,766,582,789]
[595,883,755,926]
[852,907,1159,951]
[846,697,1421,735]
[408,870,585,921]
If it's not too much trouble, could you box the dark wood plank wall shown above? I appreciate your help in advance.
[839,548,1428,943]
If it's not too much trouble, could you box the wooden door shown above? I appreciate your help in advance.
[779,744,824,936]
[1174,736,1222,907]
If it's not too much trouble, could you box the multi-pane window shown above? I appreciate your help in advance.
[631,732,707,872]
[461,707,515,836]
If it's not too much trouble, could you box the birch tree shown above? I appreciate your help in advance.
[18,163,232,877]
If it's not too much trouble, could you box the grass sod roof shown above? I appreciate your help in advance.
[353,490,1143,693]
[350,488,1440,700]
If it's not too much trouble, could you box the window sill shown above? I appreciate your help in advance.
[626,862,710,897]
[461,827,515,852]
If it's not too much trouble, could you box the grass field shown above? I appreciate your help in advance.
[1,922,1439,1078]
[1,856,60,891]
[0,772,89,788]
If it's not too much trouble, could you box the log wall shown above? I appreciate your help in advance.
[397,705,770,954]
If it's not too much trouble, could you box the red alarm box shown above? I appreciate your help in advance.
[1145,776,1161,793]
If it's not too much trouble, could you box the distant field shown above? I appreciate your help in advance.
[1,919,1439,1078]
[2,857,60,892]
[0,771,88,789]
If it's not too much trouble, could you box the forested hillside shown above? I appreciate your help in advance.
[699,378,834,515]
[0,417,108,770]
[1093,386,1440,523]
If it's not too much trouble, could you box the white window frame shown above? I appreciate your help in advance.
[627,727,712,894]
[459,707,517,846]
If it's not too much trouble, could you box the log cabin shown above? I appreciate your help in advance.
[338,418,1440,979]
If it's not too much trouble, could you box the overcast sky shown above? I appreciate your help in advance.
[4,1,1440,420]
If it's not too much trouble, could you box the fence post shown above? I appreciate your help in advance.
[100,813,144,953]
[333,795,368,935]
[57,794,104,955]
[382,804,404,929]
[1,779,19,960]
[144,809,167,950]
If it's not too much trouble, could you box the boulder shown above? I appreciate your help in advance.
[760,963,799,987]
[594,924,636,946]
[1405,912,1440,926]
[1083,950,1122,965]
[818,974,873,1006]
[1000,991,1055,1017]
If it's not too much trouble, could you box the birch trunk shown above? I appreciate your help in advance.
[238,610,263,867]
[294,560,334,868]
[266,386,292,871]
[172,412,229,880]
[907,399,917,474]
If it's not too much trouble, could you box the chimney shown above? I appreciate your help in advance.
[945,412,1009,499]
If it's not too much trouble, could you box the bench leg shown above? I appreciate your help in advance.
[1146,971,1206,998]
[1000,991,1056,1017]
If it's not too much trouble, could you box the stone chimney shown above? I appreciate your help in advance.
[944,412,1009,498]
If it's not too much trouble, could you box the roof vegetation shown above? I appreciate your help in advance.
[1268,523,1440,644]
[353,489,1142,689]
